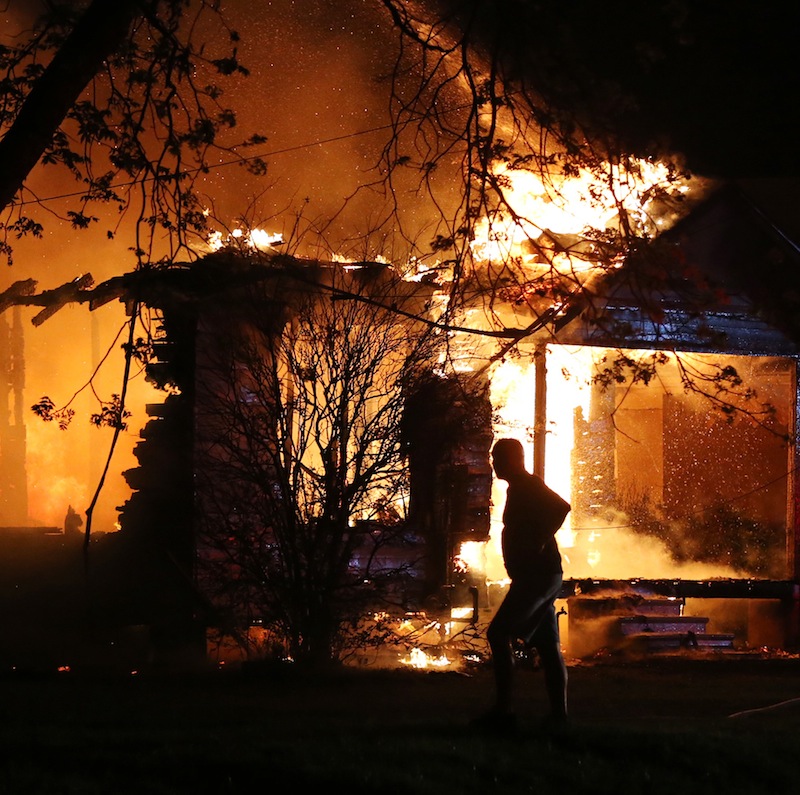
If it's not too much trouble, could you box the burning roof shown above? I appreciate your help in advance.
[531,180,800,357]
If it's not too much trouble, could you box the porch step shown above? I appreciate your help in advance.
[624,631,736,653]
[566,594,739,658]
[618,615,709,636]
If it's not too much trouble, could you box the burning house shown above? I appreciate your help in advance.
[2,0,799,676]
[374,176,800,664]
[481,179,800,658]
[106,177,800,665]
[1,175,799,669]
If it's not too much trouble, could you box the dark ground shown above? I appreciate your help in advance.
[1,653,799,794]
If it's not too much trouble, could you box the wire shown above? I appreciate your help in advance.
[13,92,484,208]
[12,119,402,208]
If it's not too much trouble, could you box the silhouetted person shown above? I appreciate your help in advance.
[64,504,83,538]
[473,438,570,733]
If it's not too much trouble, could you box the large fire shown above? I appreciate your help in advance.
[202,148,792,670]
[204,155,745,670]
[207,227,284,252]
[469,159,691,267]
[485,345,792,583]
[392,159,712,669]
[390,155,795,667]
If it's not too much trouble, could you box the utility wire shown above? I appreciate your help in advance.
[13,115,417,208]
[14,124,391,206]
[13,93,487,208]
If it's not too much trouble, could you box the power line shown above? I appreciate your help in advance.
[15,93,480,208]
[14,119,400,208]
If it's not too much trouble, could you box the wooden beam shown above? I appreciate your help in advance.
[533,343,547,478]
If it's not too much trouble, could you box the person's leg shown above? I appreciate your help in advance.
[530,604,568,720]
[486,577,560,714]
[478,578,538,720]
[471,588,524,732]
[476,577,564,730]
[485,596,517,714]
[524,573,568,722]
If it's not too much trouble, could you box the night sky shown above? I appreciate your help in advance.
[220,1,798,186]
[202,0,402,248]
[564,1,800,179]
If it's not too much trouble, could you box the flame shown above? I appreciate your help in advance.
[544,345,595,551]
[453,540,486,574]
[466,347,591,579]
[248,228,284,249]
[333,253,393,268]
[399,647,451,669]
[207,227,284,252]
[470,160,689,267]
[455,344,787,585]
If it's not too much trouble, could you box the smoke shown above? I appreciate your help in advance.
[9,302,156,532]
[561,509,749,581]
[206,0,430,258]
[0,3,157,530]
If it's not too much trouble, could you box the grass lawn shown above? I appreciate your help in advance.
[1,654,799,794]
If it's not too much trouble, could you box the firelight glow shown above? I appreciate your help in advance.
[485,345,594,576]
[469,160,685,267]
[400,647,451,669]
[207,227,284,252]
[461,345,791,585]
[453,540,486,574]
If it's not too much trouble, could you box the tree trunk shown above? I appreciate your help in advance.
[0,0,142,212]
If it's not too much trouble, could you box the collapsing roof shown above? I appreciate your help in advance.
[556,179,800,355]
[1,179,798,362]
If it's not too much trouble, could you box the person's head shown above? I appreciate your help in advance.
[491,438,527,481]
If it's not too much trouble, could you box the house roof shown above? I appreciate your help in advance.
[4,182,800,361]
[556,179,800,357]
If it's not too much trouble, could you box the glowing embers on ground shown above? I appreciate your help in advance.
[386,610,483,671]
[399,647,451,669]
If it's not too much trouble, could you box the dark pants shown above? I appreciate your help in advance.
[486,572,567,716]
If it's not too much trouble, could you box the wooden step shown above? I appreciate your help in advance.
[625,631,736,653]
[618,615,709,636]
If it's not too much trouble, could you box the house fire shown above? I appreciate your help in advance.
[2,0,800,679]
[465,179,800,660]
[2,175,800,668]
[123,177,800,664]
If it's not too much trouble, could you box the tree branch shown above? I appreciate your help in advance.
[0,0,144,212]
